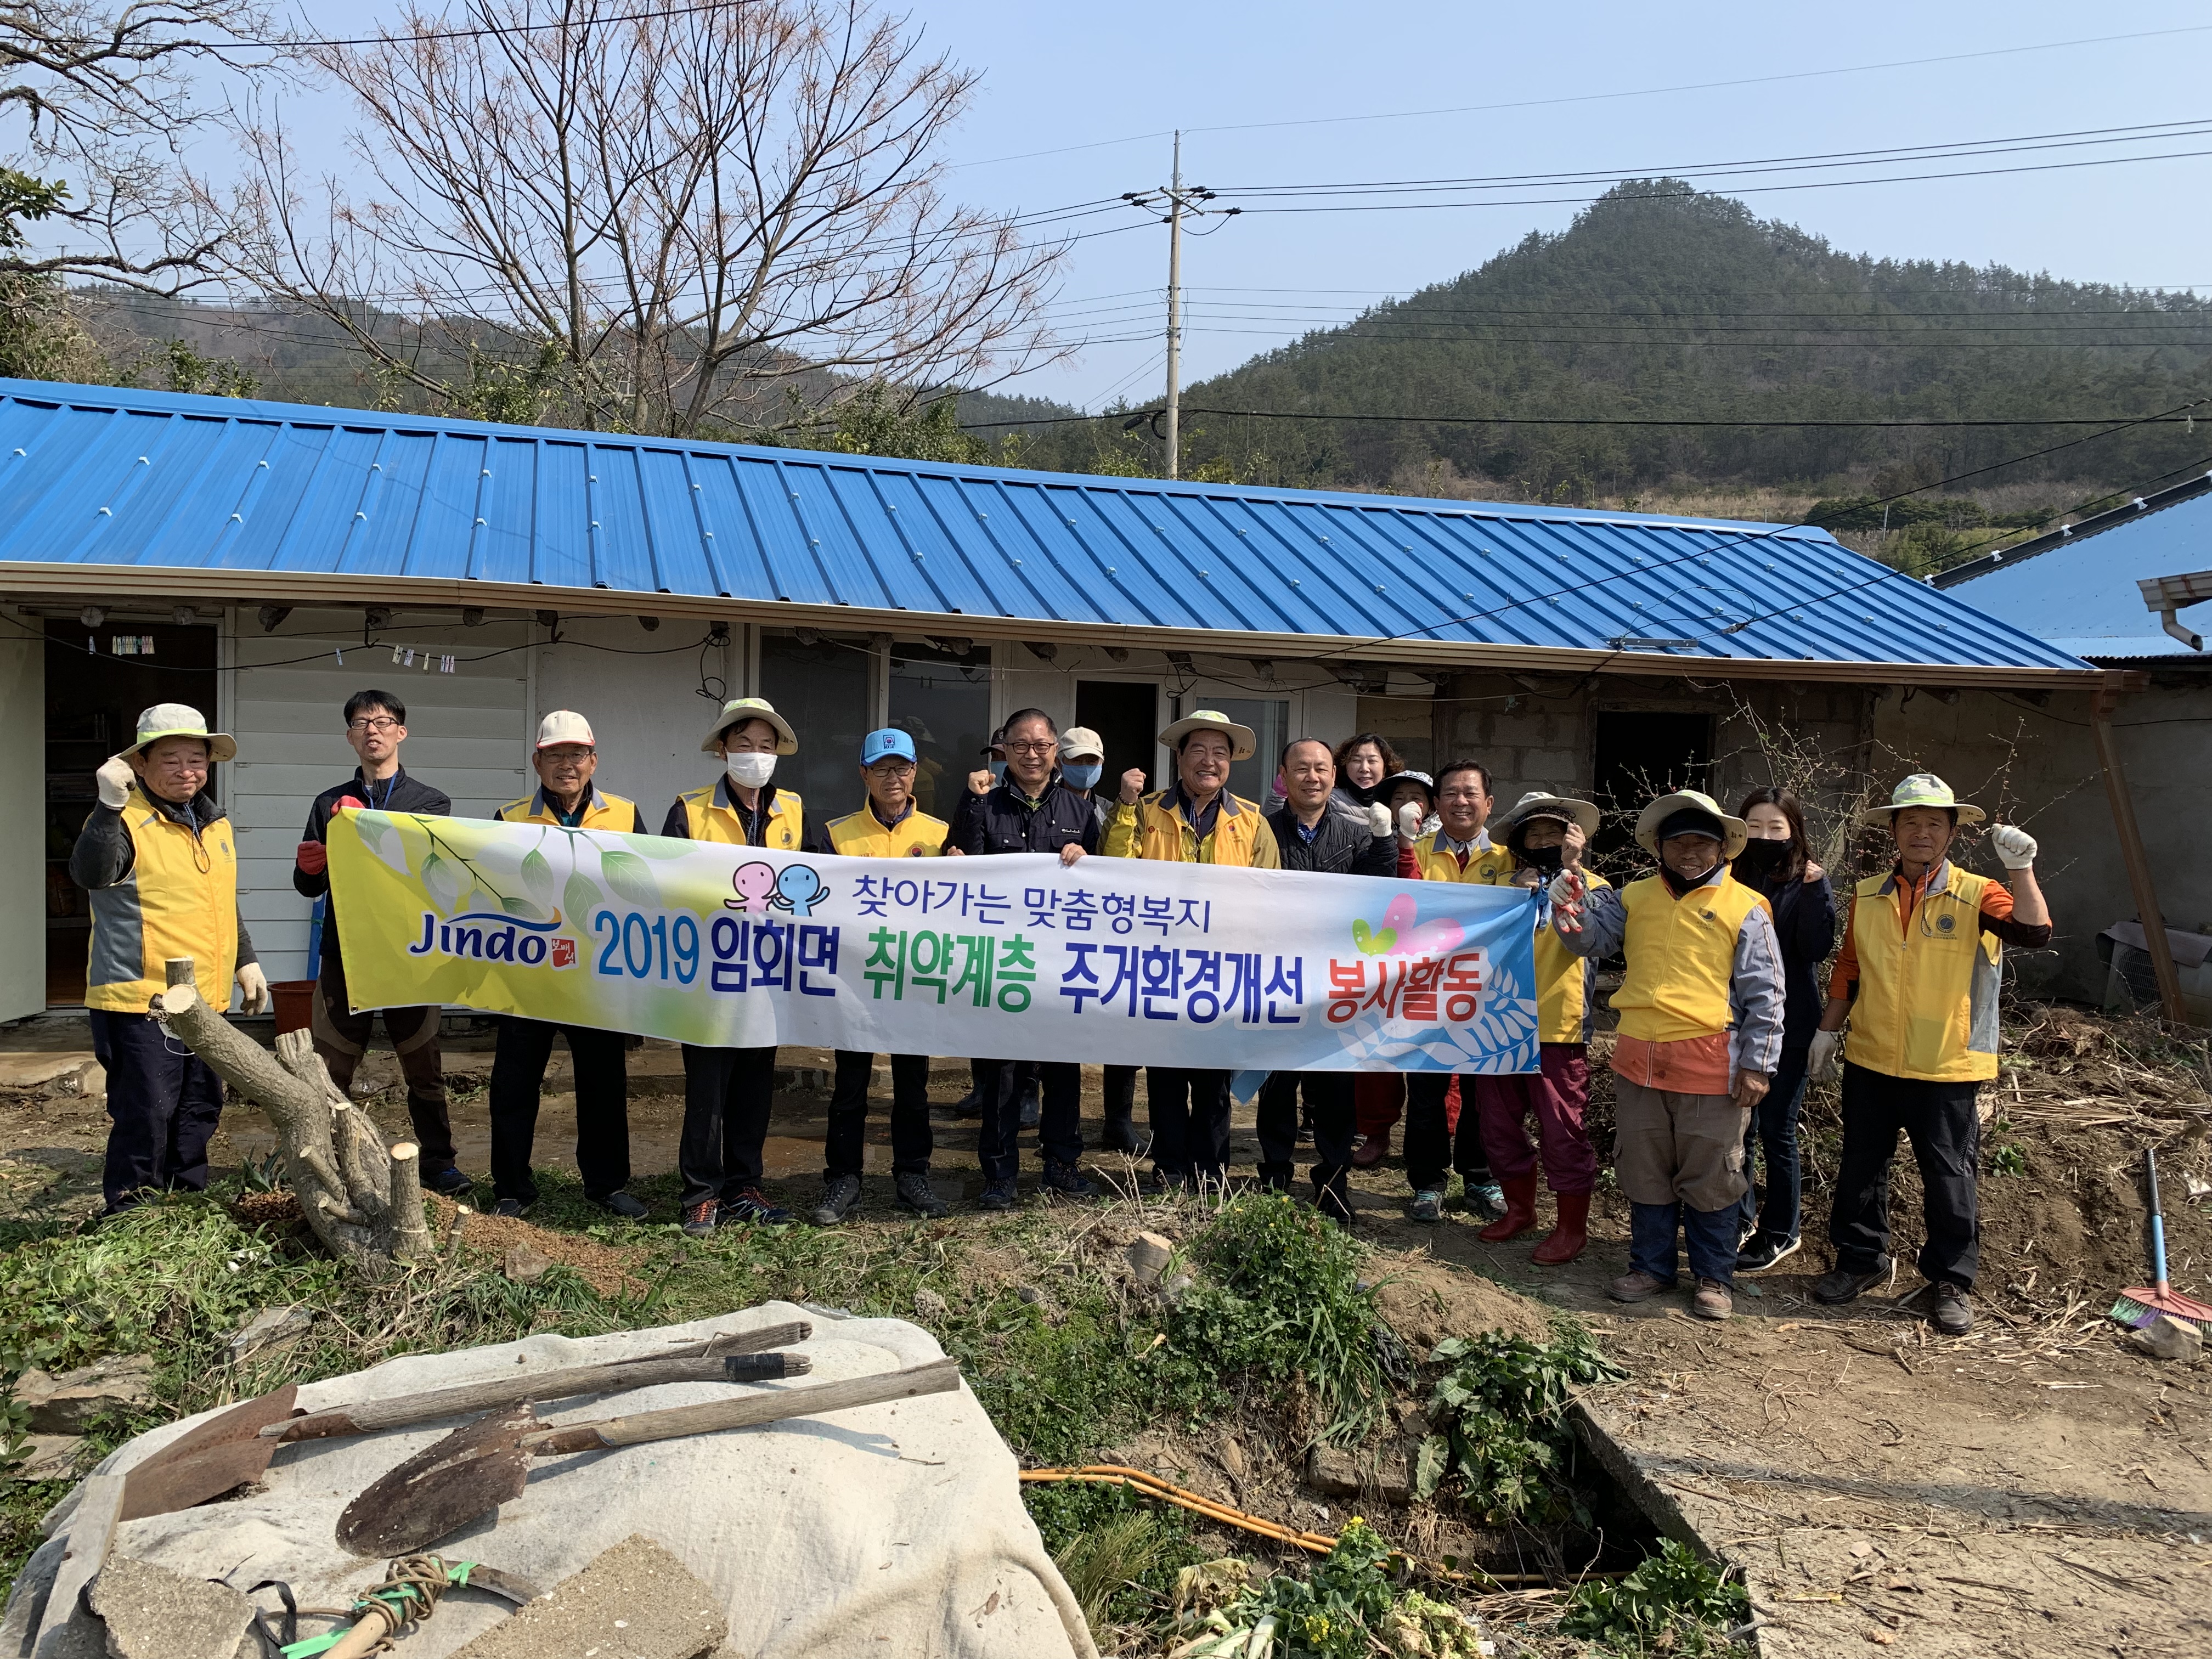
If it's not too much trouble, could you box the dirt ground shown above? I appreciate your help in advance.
[3,1007,2208,1655]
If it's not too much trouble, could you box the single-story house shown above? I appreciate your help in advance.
[1932,471,2212,1019]
[0,379,2140,1022]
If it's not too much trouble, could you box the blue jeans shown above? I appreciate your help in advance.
[1735,1047,1809,1244]
[1630,1199,1742,1287]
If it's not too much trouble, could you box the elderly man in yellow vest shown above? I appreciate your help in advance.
[1105,709,1280,1188]
[661,697,823,1236]
[810,727,954,1227]
[486,713,650,1222]
[1809,775,2049,1336]
[1550,789,1786,1321]
[70,706,269,1214]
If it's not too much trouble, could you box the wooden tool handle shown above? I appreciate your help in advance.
[525,1358,962,1455]
[320,1602,396,1659]
[272,1320,815,1440]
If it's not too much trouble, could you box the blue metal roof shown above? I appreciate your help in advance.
[0,379,2092,679]
[1944,479,2212,661]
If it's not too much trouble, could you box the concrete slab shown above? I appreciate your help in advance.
[87,1555,253,1659]
[0,1055,99,1091]
[445,1535,726,1659]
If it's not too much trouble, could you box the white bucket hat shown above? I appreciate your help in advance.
[1499,790,1601,840]
[1635,788,1748,861]
[699,696,798,755]
[1860,772,1985,827]
[119,703,236,765]
[1156,708,1257,761]
[534,710,596,749]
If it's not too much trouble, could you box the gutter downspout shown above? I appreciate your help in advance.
[2158,610,2203,651]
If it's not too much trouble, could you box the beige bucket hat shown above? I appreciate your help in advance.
[699,696,798,755]
[1859,772,1985,827]
[120,703,236,765]
[1156,708,1257,761]
[1635,788,1748,861]
[1498,789,1601,840]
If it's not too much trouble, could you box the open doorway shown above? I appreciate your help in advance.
[1590,710,1712,867]
[1075,680,1158,793]
[44,618,219,1005]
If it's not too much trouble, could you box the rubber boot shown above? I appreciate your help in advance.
[1477,1174,1539,1242]
[1530,1189,1592,1265]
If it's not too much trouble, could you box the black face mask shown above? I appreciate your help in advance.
[1733,838,1792,886]
[1514,840,1564,876]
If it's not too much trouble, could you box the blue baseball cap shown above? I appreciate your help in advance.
[860,728,917,766]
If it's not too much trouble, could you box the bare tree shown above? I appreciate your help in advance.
[0,2,273,289]
[228,0,1063,437]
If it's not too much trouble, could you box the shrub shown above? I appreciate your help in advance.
[1560,1539,1749,1655]
[1413,1328,1623,1524]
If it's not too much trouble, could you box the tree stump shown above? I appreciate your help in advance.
[153,959,435,1271]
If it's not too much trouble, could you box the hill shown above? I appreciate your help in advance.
[1008,182,2212,507]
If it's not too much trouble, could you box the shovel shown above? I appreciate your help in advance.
[338,1357,963,1555]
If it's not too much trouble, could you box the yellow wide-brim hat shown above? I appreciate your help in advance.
[1635,789,1748,861]
[699,696,798,755]
[1155,709,1257,762]
[1859,771,1984,827]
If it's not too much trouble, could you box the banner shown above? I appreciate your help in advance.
[328,812,1541,1073]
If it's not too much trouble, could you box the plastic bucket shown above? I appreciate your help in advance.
[272,979,317,1035]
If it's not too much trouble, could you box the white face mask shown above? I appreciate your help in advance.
[725,752,777,789]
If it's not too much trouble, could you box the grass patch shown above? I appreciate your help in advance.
[1559,1539,1749,1655]
[1024,1479,1204,1635]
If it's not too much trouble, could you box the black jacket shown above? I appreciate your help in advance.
[960,778,1102,856]
[1266,803,1397,877]
[294,766,453,901]
[1748,868,1838,1053]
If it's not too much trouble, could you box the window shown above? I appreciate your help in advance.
[889,641,992,819]
[758,633,871,816]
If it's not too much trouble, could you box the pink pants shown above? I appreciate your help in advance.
[1472,1043,1595,1195]
[1355,1072,1405,1139]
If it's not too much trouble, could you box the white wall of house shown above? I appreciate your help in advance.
[0,613,43,1021]
[223,609,531,985]
[533,617,740,833]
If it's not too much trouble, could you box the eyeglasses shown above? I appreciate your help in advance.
[866,760,917,776]
[1003,739,1056,755]
[347,717,400,733]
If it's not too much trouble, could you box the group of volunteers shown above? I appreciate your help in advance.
[73,690,2049,1335]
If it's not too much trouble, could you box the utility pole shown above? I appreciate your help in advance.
[1124,137,1234,481]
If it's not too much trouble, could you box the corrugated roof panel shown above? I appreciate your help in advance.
[0,377,2094,675]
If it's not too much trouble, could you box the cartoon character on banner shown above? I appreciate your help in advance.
[728,861,832,918]
[1351,893,1465,957]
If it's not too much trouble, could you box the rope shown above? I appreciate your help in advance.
[280,1556,471,1657]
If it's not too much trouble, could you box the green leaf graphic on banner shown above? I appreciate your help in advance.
[623,833,692,861]
[420,851,460,915]
[501,894,545,920]
[563,872,601,921]
[520,848,556,901]
[600,850,659,906]
[355,815,388,858]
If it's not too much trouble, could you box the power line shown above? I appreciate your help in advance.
[960,408,2212,432]
[258,2,765,52]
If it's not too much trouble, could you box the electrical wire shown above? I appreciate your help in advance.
[960,408,2208,431]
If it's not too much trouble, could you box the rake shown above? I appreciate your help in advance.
[2111,1147,2212,1333]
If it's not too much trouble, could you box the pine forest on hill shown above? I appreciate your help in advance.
[45,181,2212,569]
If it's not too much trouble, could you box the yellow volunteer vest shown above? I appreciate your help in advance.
[1535,869,1610,1044]
[1843,864,2002,1083]
[1412,832,1517,887]
[827,804,948,858]
[495,787,638,831]
[85,787,240,1013]
[678,780,805,848]
[1611,872,1771,1044]
[1108,791,1272,865]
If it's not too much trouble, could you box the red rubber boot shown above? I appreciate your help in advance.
[1530,1190,1591,1265]
[1477,1175,1538,1242]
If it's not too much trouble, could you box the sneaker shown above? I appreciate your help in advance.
[1692,1278,1734,1321]
[1042,1159,1098,1199]
[1607,1269,1671,1304]
[423,1164,474,1197]
[1408,1188,1444,1223]
[1736,1233,1802,1276]
[811,1173,863,1227]
[680,1199,719,1238]
[1458,1179,1506,1221]
[596,1190,649,1221]
[896,1172,950,1219]
[1926,1279,1975,1336]
[1812,1258,1893,1305]
[978,1179,1019,1212]
[493,1197,529,1219]
[721,1188,792,1226]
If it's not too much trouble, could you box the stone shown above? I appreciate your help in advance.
[5,1435,86,1481]
[87,1555,254,1659]
[912,1286,949,1321]
[1218,1437,1245,1480]
[1126,1232,1175,1284]
[14,1356,155,1434]
[1014,1285,1046,1306]
[1304,1444,1410,1505]
[225,1307,314,1365]
[2128,1316,2204,1363]
[503,1244,553,1284]
[446,1534,726,1659]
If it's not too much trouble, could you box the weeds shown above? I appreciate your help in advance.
[1026,1479,1203,1636]
[1413,1328,1624,1525]
[1171,1520,1488,1658]
[1559,1538,1749,1655]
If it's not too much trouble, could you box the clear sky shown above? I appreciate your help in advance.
[253,3,2212,408]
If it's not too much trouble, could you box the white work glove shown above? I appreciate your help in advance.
[235,961,269,1017]
[1989,823,2038,869]
[1547,866,1586,933]
[1365,802,1392,838]
[95,755,133,809]
[1396,802,1424,840]
[1808,1028,1843,1083]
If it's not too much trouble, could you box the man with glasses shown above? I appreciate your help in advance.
[959,707,1100,1209]
[294,690,470,1197]
[486,713,650,1220]
[812,729,955,1224]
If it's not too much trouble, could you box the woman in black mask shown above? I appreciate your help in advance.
[1731,787,1837,1274]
